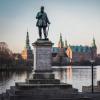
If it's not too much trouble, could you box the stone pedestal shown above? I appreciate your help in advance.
[32,39,53,79]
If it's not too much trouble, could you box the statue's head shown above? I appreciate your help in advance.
[40,6,44,13]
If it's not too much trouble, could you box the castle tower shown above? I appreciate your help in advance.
[26,31,31,50]
[92,37,97,48]
[54,33,68,65]
[65,40,68,49]
[21,31,33,61]
[91,37,97,59]
[58,33,64,48]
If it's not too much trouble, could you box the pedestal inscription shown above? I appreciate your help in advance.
[33,39,53,72]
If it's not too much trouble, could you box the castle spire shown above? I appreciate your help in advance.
[65,40,68,48]
[92,37,96,48]
[26,30,31,50]
[21,30,33,60]
[58,33,64,48]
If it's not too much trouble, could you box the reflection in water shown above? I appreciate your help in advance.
[72,67,96,92]
[53,66,97,92]
[0,71,32,94]
[67,66,72,80]
[96,66,100,81]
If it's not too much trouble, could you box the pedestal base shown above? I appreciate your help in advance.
[32,39,53,72]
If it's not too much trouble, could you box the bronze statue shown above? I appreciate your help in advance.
[36,6,50,40]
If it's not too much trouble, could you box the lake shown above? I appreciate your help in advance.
[0,66,100,93]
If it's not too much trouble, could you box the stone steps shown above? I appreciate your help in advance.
[15,82,73,89]
[2,93,9,100]
[3,84,79,99]
[9,88,77,96]
[4,93,92,100]
[50,97,92,100]
[0,94,3,100]
[3,92,79,100]
[7,84,77,95]
[33,73,55,79]
[50,98,73,100]
[26,79,60,84]
[2,80,96,100]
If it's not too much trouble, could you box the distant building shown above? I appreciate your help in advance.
[95,54,100,65]
[13,53,22,60]
[97,54,100,58]
[66,38,97,63]
[21,31,33,61]
[67,45,91,62]
[52,34,70,65]
[52,35,97,64]
[91,37,97,59]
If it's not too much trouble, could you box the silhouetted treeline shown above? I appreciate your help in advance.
[0,50,14,67]
[0,50,33,70]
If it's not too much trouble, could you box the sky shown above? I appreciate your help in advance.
[0,0,100,53]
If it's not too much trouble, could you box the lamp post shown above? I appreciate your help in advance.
[90,60,95,93]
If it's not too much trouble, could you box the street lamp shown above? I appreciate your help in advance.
[90,59,95,93]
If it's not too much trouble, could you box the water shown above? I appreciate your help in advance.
[0,71,32,94]
[53,66,98,92]
[0,66,100,93]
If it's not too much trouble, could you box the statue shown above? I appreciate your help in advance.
[36,6,50,40]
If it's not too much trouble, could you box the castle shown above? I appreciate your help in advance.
[21,32,97,65]
[52,33,97,64]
